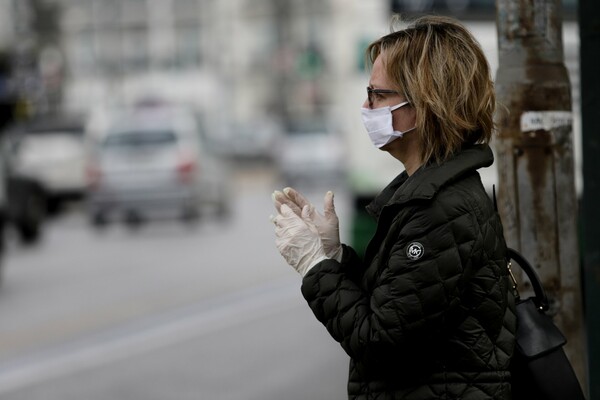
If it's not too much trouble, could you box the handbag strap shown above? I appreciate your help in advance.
[492,186,550,312]
[507,247,550,312]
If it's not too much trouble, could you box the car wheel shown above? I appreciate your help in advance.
[124,210,144,229]
[46,197,61,216]
[216,201,231,220]
[91,211,108,228]
[215,185,232,221]
[181,205,200,224]
[17,189,45,245]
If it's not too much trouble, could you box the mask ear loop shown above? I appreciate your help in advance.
[390,101,415,136]
[390,101,410,112]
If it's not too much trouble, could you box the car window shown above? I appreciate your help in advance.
[103,130,177,149]
[286,120,328,135]
[24,116,85,136]
[28,128,84,136]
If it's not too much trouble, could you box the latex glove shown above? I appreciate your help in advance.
[273,188,342,262]
[273,204,328,277]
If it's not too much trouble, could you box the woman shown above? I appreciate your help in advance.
[272,15,515,399]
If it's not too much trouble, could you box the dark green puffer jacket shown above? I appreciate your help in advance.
[301,144,516,399]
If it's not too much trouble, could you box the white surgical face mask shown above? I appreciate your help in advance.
[361,101,415,148]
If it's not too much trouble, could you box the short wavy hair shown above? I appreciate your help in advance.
[366,15,495,164]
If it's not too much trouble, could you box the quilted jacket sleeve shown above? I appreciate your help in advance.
[301,197,481,367]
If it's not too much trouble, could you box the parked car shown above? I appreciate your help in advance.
[86,105,231,227]
[4,114,87,214]
[210,119,281,162]
[275,119,346,186]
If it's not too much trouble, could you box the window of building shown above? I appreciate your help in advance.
[93,0,120,29]
[62,1,93,32]
[121,0,147,26]
[95,30,121,74]
[122,27,149,71]
[66,29,95,75]
[175,25,201,69]
[173,0,199,24]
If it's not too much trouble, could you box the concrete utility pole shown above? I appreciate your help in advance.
[494,0,587,390]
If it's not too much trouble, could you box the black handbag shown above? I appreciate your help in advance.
[507,247,586,400]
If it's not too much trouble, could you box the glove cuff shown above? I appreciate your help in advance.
[301,255,329,277]
[329,246,343,263]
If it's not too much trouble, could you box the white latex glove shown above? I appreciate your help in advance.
[273,204,328,277]
[273,188,342,262]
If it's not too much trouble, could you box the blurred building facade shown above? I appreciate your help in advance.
[57,0,390,132]
[5,0,580,193]
[0,0,66,121]
[2,1,580,187]
[2,1,578,131]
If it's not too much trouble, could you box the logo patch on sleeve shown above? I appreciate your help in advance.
[406,242,424,260]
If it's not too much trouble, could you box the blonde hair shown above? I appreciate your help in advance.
[366,15,495,164]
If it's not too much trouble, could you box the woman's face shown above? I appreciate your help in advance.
[364,54,417,152]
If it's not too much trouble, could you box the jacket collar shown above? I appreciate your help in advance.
[366,144,494,218]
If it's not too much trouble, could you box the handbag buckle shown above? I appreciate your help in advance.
[507,261,520,298]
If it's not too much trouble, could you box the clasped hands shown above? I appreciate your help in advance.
[271,187,343,276]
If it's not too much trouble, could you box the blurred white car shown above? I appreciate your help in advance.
[86,106,230,226]
[275,119,346,186]
[211,119,281,162]
[6,115,87,213]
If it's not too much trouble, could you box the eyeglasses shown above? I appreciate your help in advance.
[367,86,399,108]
